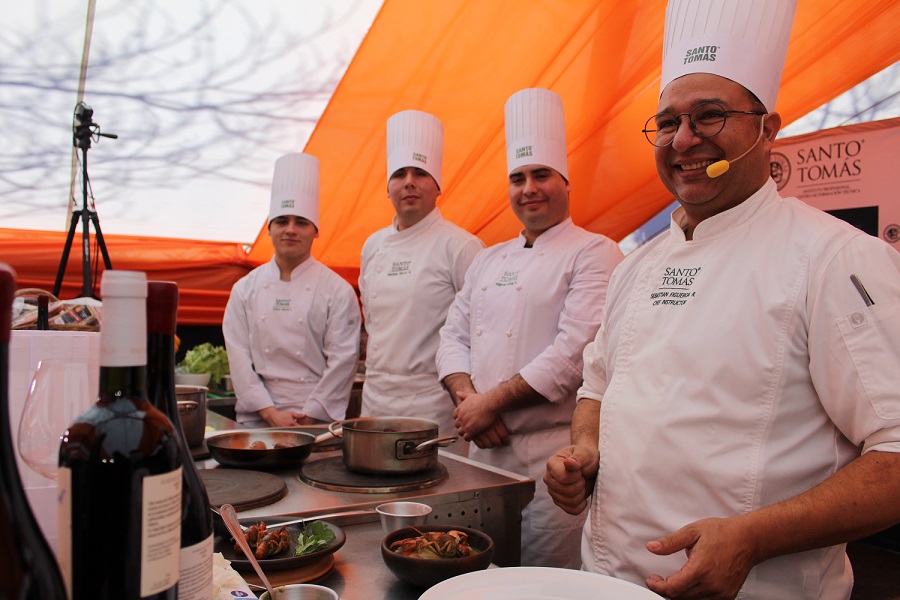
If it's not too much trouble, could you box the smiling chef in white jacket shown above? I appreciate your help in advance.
[437,88,624,568]
[359,110,484,450]
[544,1,900,598]
[223,153,361,428]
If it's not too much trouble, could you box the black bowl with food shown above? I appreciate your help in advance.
[381,525,494,588]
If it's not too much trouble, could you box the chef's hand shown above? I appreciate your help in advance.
[472,419,510,449]
[645,516,756,600]
[544,444,599,515]
[258,406,307,427]
[453,390,499,441]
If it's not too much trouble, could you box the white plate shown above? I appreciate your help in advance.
[419,567,662,600]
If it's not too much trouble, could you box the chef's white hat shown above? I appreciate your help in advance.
[268,153,320,229]
[505,88,568,180]
[386,110,443,189]
[661,0,797,112]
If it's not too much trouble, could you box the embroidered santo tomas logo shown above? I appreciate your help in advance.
[412,152,427,164]
[515,145,533,160]
[280,199,295,209]
[683,45,718,65]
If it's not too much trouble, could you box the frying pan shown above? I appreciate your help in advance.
[206,429,334,470]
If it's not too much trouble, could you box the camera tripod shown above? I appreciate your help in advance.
[52,102,117,299]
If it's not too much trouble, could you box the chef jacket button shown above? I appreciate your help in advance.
[505,330,512,337]
[372,343,378,350]
[374,319,380,325]
[481,285,487,291]
[501,253,507,259]
[372,292,378,298]
[476,329,482,336]
[261,315,266,320]
[263,283,269,289]
[264,348,270,354]
[515,285,522,291]
[298,318,304,324]
[376,267,383,273]
[295,351,301,356]
[306,286,311,291]
[850,312,866,326]
[538,251,544,256]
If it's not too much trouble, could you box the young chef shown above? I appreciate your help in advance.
[359,110,483,452]
[437,88,624,568]
[544,0,900,597]
[223,153,361,427]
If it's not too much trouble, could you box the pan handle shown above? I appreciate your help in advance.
[327,420,345,439]
[414,435,458,451]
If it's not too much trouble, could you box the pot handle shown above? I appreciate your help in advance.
[414,435,458,451]
[327,420,345,439]
[177,400,199,414]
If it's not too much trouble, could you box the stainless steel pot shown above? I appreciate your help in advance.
[176,384,208,448]
[328,417,457,475]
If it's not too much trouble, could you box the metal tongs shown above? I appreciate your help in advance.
[210,505,375,532]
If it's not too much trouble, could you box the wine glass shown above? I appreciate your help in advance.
[18,359,93,480]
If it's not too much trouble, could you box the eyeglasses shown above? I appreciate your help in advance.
[642,102,767,147]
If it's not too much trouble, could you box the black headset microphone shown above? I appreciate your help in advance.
[705,117,766,179]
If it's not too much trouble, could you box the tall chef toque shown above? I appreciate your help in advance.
[505,88,568,181]
[661,0,797,112]
[268,153,320,229]
[386,110,443,189]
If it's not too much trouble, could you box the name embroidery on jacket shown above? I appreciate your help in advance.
[388,260,411,276]
[650,266,701,306]
[496,270,519,287]
[273,298,291,311]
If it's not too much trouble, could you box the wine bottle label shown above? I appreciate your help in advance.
[141,467,183,597]
[57,466,73,600]
[178,534,214,600]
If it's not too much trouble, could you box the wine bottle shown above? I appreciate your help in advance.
[36,293,50,330]
[146,281,214,600]
[0,265,67,598]
[58,271,182,600]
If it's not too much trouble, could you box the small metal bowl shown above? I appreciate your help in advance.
[259,584,339,600]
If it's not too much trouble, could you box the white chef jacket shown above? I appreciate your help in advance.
[437,217,624,567]
[580,179,900,599]
[223,257,361,424]
[359,208,483,440]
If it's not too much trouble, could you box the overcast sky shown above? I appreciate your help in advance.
[1,0,383,243]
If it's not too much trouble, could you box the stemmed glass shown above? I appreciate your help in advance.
[17,359,93,480]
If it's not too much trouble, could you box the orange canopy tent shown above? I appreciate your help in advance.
[3,0,900,325]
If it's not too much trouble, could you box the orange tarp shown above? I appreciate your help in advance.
[249,0,900,271]
[0,228,251,326]
[4,0,900,325]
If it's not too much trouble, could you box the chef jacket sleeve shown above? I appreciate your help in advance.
[808,233,900,454]
[222,279,277,415]
[303,281,361,421]
[519,238,624,403]
[448,237,486,292]
[436,254,481,380]
[358,234,376,323]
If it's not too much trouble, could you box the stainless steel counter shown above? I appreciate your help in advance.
[200,412,535,598]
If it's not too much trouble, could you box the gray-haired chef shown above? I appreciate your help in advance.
[545,0,900,597]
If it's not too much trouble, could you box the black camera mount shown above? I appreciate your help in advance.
[52,102,118,299]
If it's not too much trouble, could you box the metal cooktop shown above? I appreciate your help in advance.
[299,455,448,493]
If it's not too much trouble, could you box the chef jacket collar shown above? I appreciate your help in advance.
[670,178,776,242]
[516,216,574,247]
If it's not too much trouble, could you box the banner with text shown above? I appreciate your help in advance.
[772,116,900,248]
